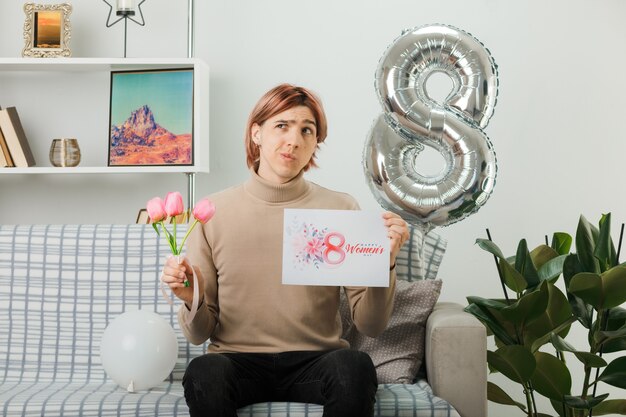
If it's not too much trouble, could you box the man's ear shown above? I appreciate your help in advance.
[251,124,261,144]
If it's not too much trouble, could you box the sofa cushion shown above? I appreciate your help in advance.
[238,380,459,417]
[0,379,459,417]
[341,279,442,383]
[395,226,447,281]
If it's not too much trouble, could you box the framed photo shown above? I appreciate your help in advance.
[22,3,72,58]
[135,209,149,224]
[108,68,194,167]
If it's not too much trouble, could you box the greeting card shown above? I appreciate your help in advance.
[282,209,389,287]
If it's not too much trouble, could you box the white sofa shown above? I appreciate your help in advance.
[0,224,486,417]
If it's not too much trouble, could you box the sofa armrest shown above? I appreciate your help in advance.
[426,302,487,417]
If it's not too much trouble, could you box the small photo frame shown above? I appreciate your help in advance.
[22,3,72,58]
[108,68,194,167]
[135,208,150,224]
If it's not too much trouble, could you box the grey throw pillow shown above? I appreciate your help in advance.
[340,279,443,383]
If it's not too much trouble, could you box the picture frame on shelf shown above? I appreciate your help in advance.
[22,3,72,58]
[135,208,149,224]
[108,68,194,167]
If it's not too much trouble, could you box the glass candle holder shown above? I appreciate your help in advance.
[49,138,81,167]
[116,0,135,15]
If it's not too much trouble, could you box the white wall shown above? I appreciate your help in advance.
[2,0,626,415]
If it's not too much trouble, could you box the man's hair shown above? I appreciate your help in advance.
[245,83,328,171]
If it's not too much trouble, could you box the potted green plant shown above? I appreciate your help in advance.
[465,213,626,416]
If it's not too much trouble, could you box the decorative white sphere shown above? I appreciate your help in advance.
[100,309,178,392]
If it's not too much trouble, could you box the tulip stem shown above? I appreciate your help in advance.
[159,221,177,255]
[173,218,177,252]
[179,219,200,253]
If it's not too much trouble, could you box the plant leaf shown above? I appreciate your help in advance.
[569,272,603,310]
[550,399,568,417]
[530,316,577,353]
[487,381,526,410]
[530,352,572,401]
[488,346,536,384]
[499,257,528,293]
[466,296,507,310]
[531,245,559,271]
[569,267,626,310]
[550,332,577,351]
[516,239,540,289]
[598,357,626,389]
[538,255,568,283]
[166,233,178,255]
[590,399,626,415]
[601,266,626,309]
[573,351,608,368]
[563,253,582,286]
[464,303,517,346]
[602,308,626,353]
[563,394,610,410]
[596,323,626,348]
[501,286,549,326]
[524,282,573,349]
[595,213,617,272]
[475,238,527,293]
[476,238,506,259]
[609,307,626,321]
[563,254,593,328]
[551,334,608,367]
[552,232,573,256]
[576,215,600,273]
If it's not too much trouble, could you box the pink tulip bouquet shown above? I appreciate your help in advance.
[146,192,215,286]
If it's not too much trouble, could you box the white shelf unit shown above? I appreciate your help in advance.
[0,57,210,175]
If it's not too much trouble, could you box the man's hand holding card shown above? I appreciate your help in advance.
[282,209,395,287]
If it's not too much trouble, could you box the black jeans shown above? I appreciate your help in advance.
[182,349,378,417]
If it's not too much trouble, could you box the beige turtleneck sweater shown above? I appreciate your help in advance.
[178,169,396,352]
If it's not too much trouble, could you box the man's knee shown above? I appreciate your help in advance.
[326,349,377,384]
[321,350,377,417]
[321,349,378,402]
[184,353,234,382]
[183,354,239,416]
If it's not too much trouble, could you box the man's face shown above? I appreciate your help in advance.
[252,105,318,184]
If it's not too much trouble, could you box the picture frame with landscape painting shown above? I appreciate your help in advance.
[22,3,72,58]
[107,68,194,167]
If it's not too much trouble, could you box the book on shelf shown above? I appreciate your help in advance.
[0,143,7,167]
[0,114,15,167]
[0,107,36,167]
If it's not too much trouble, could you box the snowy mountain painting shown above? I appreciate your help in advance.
[108,69,193,166]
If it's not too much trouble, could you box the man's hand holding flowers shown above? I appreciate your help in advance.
[147,192,215,310]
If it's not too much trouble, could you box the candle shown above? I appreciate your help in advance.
[116,0,134,11]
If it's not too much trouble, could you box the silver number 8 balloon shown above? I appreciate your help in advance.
[363,24,499,231]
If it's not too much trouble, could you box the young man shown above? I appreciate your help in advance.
[161,84,409,417]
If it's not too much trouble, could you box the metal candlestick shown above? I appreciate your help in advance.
[102,0,147,58]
